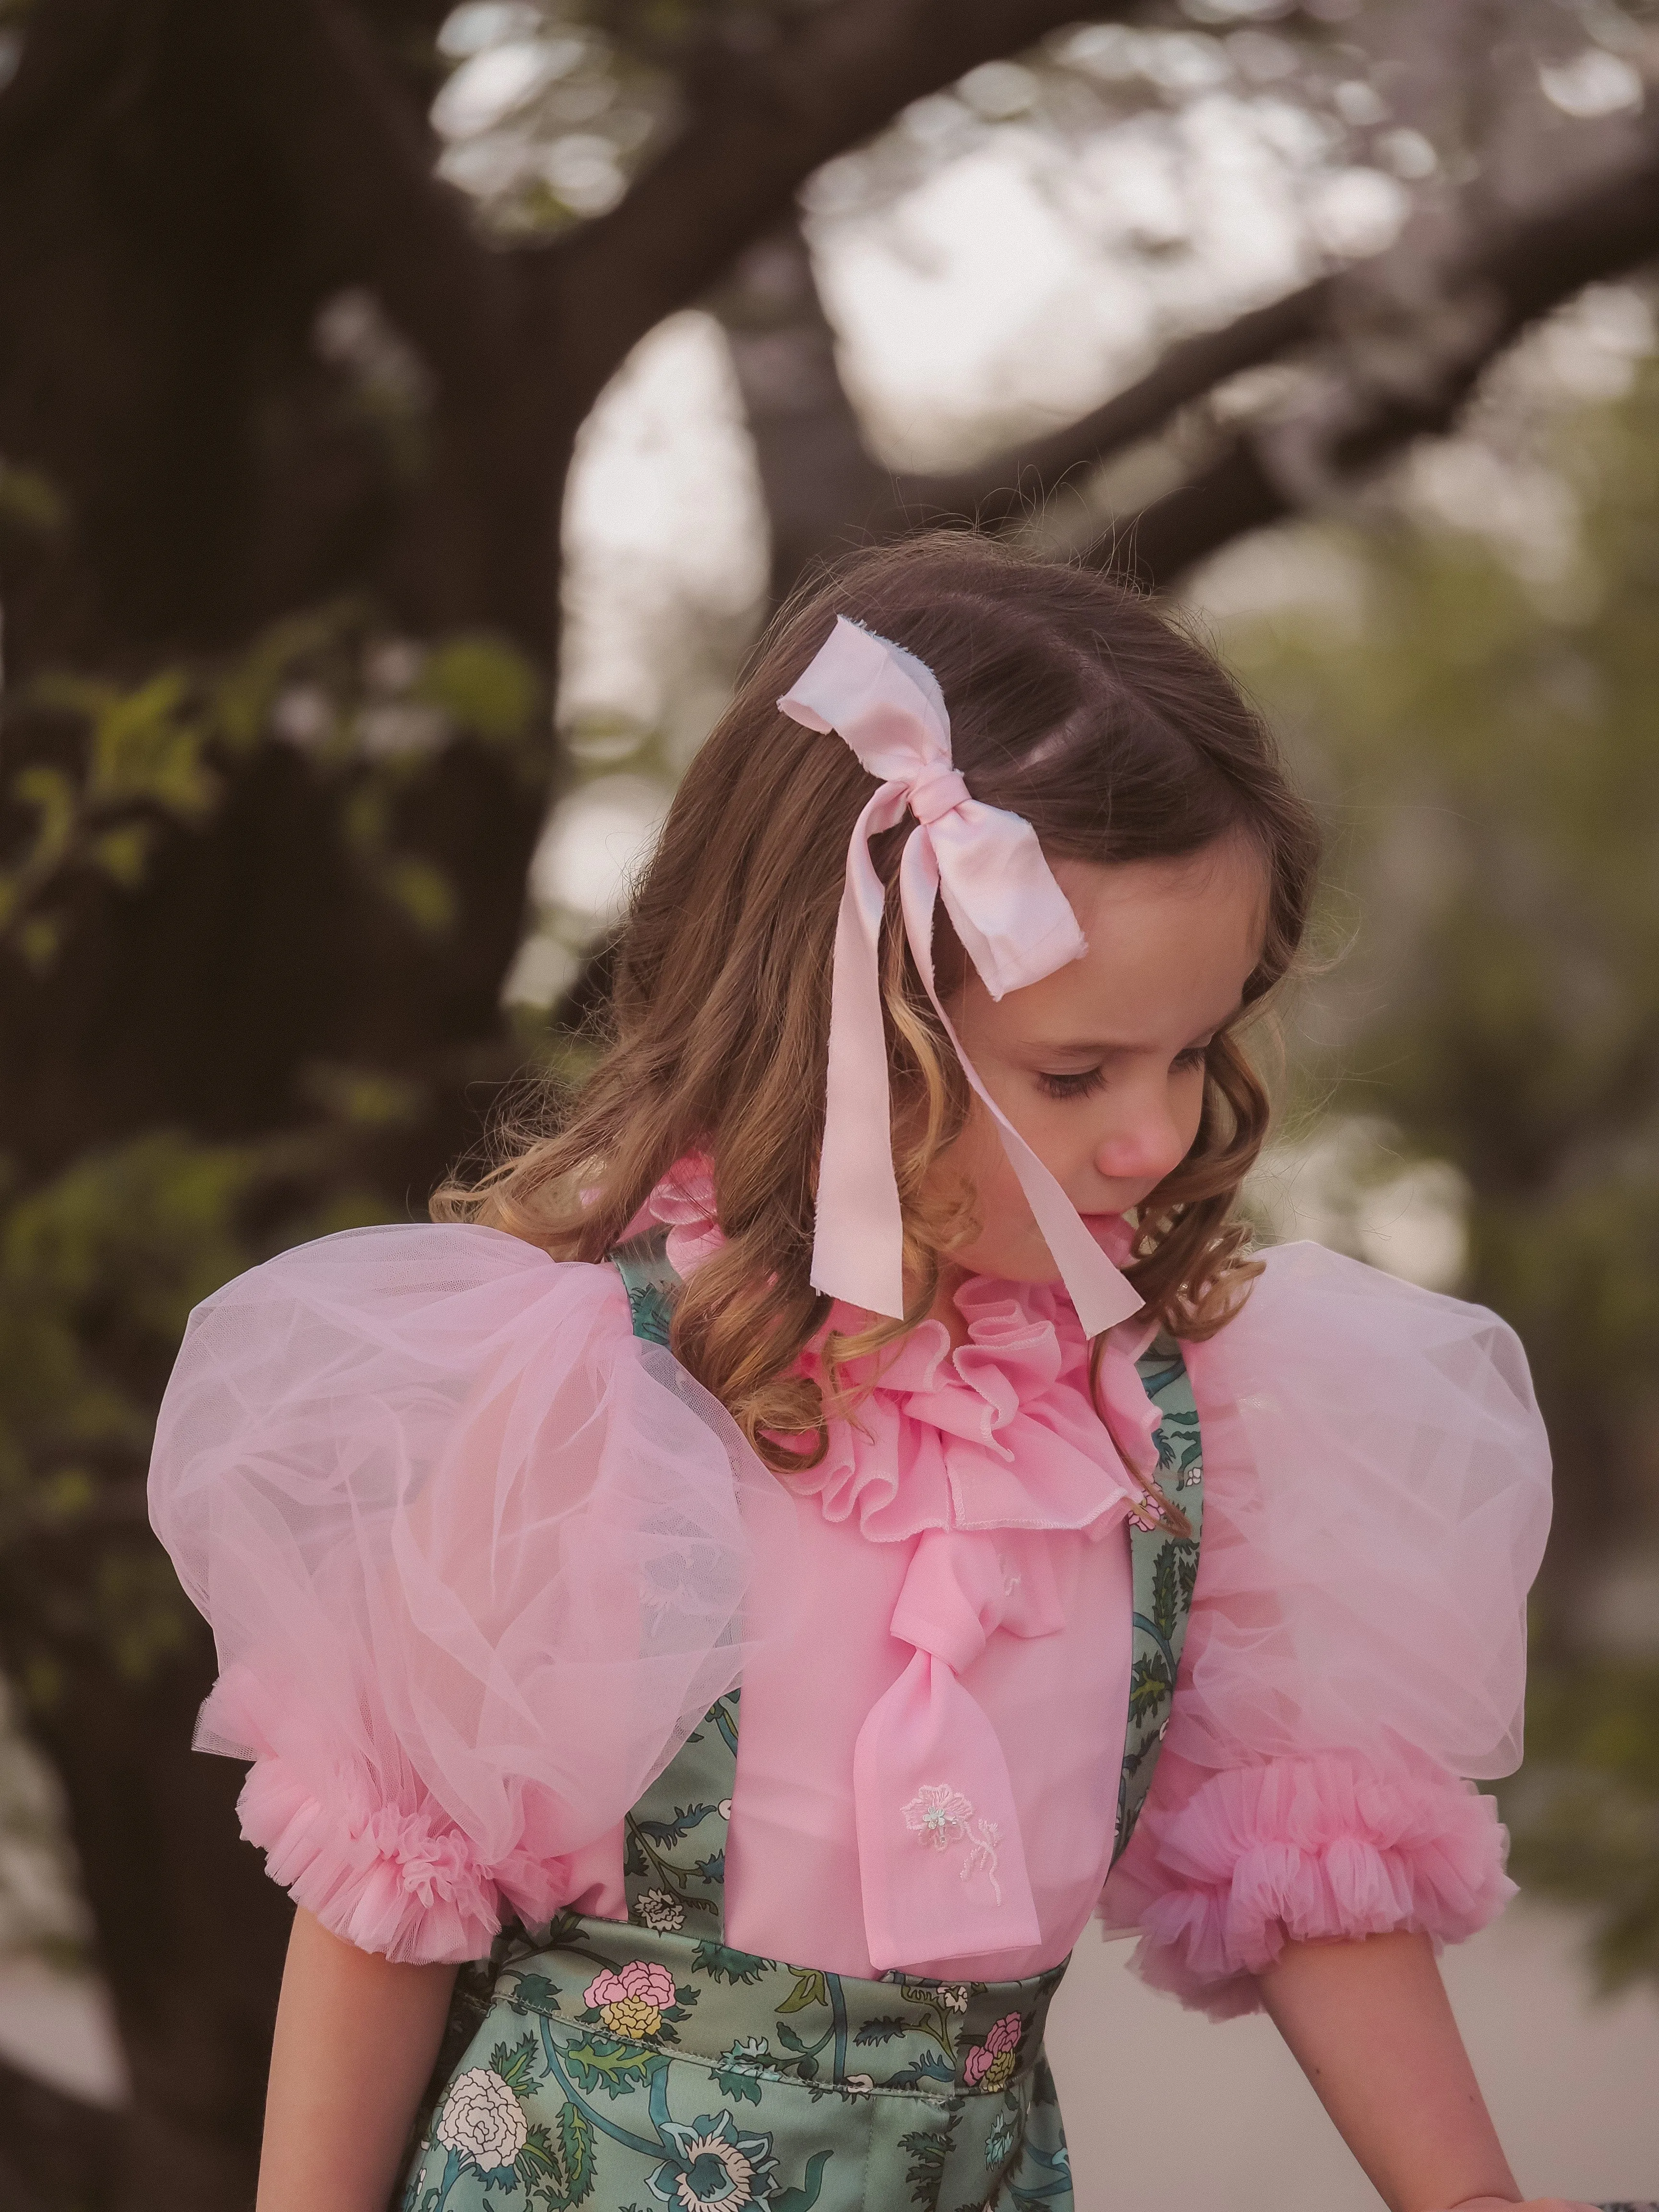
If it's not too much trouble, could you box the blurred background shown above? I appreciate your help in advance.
[0,0,1658,2205]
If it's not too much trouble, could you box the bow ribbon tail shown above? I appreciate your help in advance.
[810,784,912,1318]
[898,841,1143,1338]
[853,1650,1041,1969]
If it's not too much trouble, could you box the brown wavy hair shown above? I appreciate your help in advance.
[436,534,1320,1474]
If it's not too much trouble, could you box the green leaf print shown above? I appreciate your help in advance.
[490,2034,539,2093]
[513,2123,557,2196]
[774,2022,819,2080]
[899,2114,960,2212]
[772,2149,833,2212]
[1128,1651,1172,1724]
[504,1973,561,2017]
[560,2036,660,2099]
[1151,1542,1180,1641]
[851,2015,908,2045]
[711,2033,771,2104]
[887,2050,956,2091]
[689,1939,769,1985]
[632,1802,717,1846]
[775,1969,829,2015]
[1176,1543,1198,1605]
[552,2105,595,2208]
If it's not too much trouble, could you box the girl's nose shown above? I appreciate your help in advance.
[1092,1098,1190,1187]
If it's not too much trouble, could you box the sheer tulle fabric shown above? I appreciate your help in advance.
[1100,1241,1552,2016]
[148,1225,785,1964]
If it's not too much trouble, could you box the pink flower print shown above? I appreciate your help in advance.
[962,2010,1023,2092]
[583,1957,677,2041]
[903,1782,973,1850]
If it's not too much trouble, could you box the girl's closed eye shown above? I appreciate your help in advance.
[1035,1065,1107,1101]
[1034,1039,1212,1101]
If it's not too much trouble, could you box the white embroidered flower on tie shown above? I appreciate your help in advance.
[903,1782,974,1849]
[962,1817,1004,1904]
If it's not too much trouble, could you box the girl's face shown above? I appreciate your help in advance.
[930,834,1268,1287]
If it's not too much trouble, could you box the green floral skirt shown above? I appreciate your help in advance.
[399,1908,1071,2212]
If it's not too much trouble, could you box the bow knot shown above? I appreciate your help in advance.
[905,763,972,827]
[778,615,1143,1339]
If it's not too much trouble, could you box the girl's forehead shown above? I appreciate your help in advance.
[996,842,1266,1036]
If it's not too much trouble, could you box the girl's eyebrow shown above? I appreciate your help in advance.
[1035,1001,1246,1058]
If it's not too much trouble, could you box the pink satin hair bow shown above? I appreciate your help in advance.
[777,616,1143,1338]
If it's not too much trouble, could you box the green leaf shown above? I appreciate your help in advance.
[772,2150,833,2212]
[504,1972,560,2015]
[689,1940,769,1985]
[490,2032,539,2091]
[633,1802,716,1847]
[1151,1542,1179,1641]
[775,1968,828,2015]
[417,633,541,747]
[1127,1652,1172,1725]
[91,823,154,888]
[556,2104,594,2207]
[560,2037,658,2099]
[381,855,457,935]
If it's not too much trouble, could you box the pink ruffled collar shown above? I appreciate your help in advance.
[629,1158,1165,1543]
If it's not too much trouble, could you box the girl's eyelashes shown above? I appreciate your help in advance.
[1034,1065,1107,1101]
[1034,1041,1212,1100]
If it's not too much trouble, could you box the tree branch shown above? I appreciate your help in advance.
[1110,118,1659,585]
[252,0,520,410]
[709,214,890,600]
[889,276,1336,531]
[789,111,1659,596]
[538,0,1134,409]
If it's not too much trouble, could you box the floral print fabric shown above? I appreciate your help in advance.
[403,1686,1074,2211]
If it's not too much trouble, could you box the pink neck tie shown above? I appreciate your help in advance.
[853,1528,1065,1968]
[778,616,1144,1338]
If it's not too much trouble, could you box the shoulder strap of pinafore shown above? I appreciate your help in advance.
[611,1221,680,1349]
[607,1227,1203,1875]
[1113,1337,1204,1866]
[609,1224,739,1938]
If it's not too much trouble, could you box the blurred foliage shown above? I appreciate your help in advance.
[0,1126,395,1722]
[1506,1659,1659,1990]
[1224,343,1659,1983]
[0,600,545,1734]
[0,601,546,969]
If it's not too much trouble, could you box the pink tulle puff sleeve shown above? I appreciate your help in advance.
[148,1223,784,1964]
[1099,1241,1552,2019]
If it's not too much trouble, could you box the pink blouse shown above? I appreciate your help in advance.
[146,1166,1552,2016]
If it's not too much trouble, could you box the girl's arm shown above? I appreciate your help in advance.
[1258,1931,1593,2212]
[257,1907,458,2212]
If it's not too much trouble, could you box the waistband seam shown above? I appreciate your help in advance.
[497,1987,1047,2104]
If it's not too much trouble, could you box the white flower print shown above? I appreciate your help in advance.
[903,1782,973,1850]
[718,1798,733,1822]
[843,2072,875,2096]
[436,2067,527,2172]
[636,1886,685,1933]
[940,1984,970,2013]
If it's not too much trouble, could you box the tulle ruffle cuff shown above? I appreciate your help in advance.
[238,1757,504,1966]
[1104,1753,1516,2020]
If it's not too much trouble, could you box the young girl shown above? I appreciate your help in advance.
[150,537,1581,2212]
